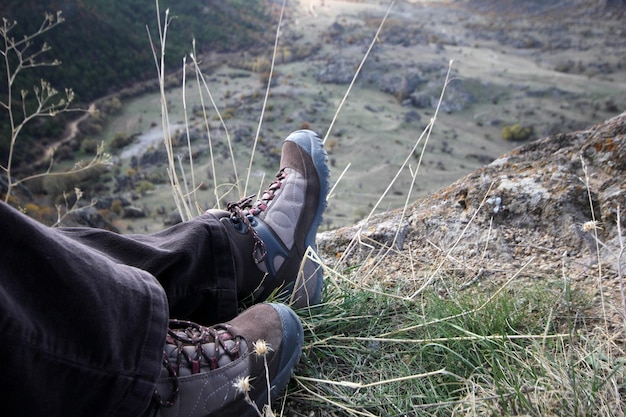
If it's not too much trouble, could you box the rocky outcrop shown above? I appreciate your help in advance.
[318,112,626,326]
[61,206,119,232]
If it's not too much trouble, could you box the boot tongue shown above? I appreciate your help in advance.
[249,169,288,216]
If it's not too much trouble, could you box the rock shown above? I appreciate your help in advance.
[377,71,425,100]
[164,211,182,226]
[61,206,119,232]
[93,196,132,210]
[122,206,146,218]
[140,148,168,166]
[403,110,421,124]
[328,22,344,38]
[409,91,433,109]
[315,57,357,84]
[317,112,626,320]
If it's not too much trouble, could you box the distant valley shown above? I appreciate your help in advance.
[4,0,626,232]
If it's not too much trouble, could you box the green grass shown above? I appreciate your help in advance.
[287,276,623,416]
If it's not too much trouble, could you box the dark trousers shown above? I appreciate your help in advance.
[0,201,238,416]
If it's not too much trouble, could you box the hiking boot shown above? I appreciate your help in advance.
[207,130,329,308]
[151,303,303,417]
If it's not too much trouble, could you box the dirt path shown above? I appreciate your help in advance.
[34,102,96,167]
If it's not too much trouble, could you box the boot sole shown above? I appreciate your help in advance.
[284,130,330,306]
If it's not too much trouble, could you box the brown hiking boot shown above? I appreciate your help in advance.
[150,303,303,417]
[207,130,330,309]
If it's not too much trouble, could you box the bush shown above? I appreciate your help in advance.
[81,138,99,154]
[110,199,123,215]
[135,180,154,196]
[110,132,134,149]
[502,124,534,142]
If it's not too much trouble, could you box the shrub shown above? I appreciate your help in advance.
[502,124,534,142]
[135,180,154,196]
[81,138,99,154]
[110,199,123,215]
[110,132,134,149]
[221,108,237,120]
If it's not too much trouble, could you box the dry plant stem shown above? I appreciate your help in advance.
[322,1,395,146]
[243,392,264,417]
[295,368,449,389]
[147,3,192,221]
[326,162,350,202]
[263,355,272,415]
[1,12,77,203]
[13,143,110,188]
[176,155,191,209]
[189,49,240,204]
[188,49,219,207]
[580,156,609,331]
[294,379,379,417]
[614,206,625,317]
[419,389,547,413]
[332,59,453,281]
[396,60,456,222]
[379,256,535,337]
[409,182,495,299]
[323,258,415,301]
[342,60,456,285]
[52,187,94,227]
[180,55,198,211]
[289,246,317,306]
[457,207,494,290]
[244,0,287,198]
[276,393,288,417]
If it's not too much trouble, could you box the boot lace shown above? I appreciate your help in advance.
[153,319,243,408]
[225,169,289,263]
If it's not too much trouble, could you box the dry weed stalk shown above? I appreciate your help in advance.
[0,12,106,204]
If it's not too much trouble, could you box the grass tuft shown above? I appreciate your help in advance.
[289,272,623,416]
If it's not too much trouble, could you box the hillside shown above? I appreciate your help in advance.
[0,0,272,102]
[0,0,272,166]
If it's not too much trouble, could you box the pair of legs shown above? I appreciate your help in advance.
[0,130,329,417]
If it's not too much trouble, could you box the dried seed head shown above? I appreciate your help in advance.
[263,405,276,417]
[253,339,272,356]
[233,375,251,395]
[582,220,601,232]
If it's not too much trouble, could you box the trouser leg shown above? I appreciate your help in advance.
[58,212,239,324]
[0,201,169,417]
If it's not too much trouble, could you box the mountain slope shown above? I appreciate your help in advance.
[0,0,272,102]
[0,0,272,167]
